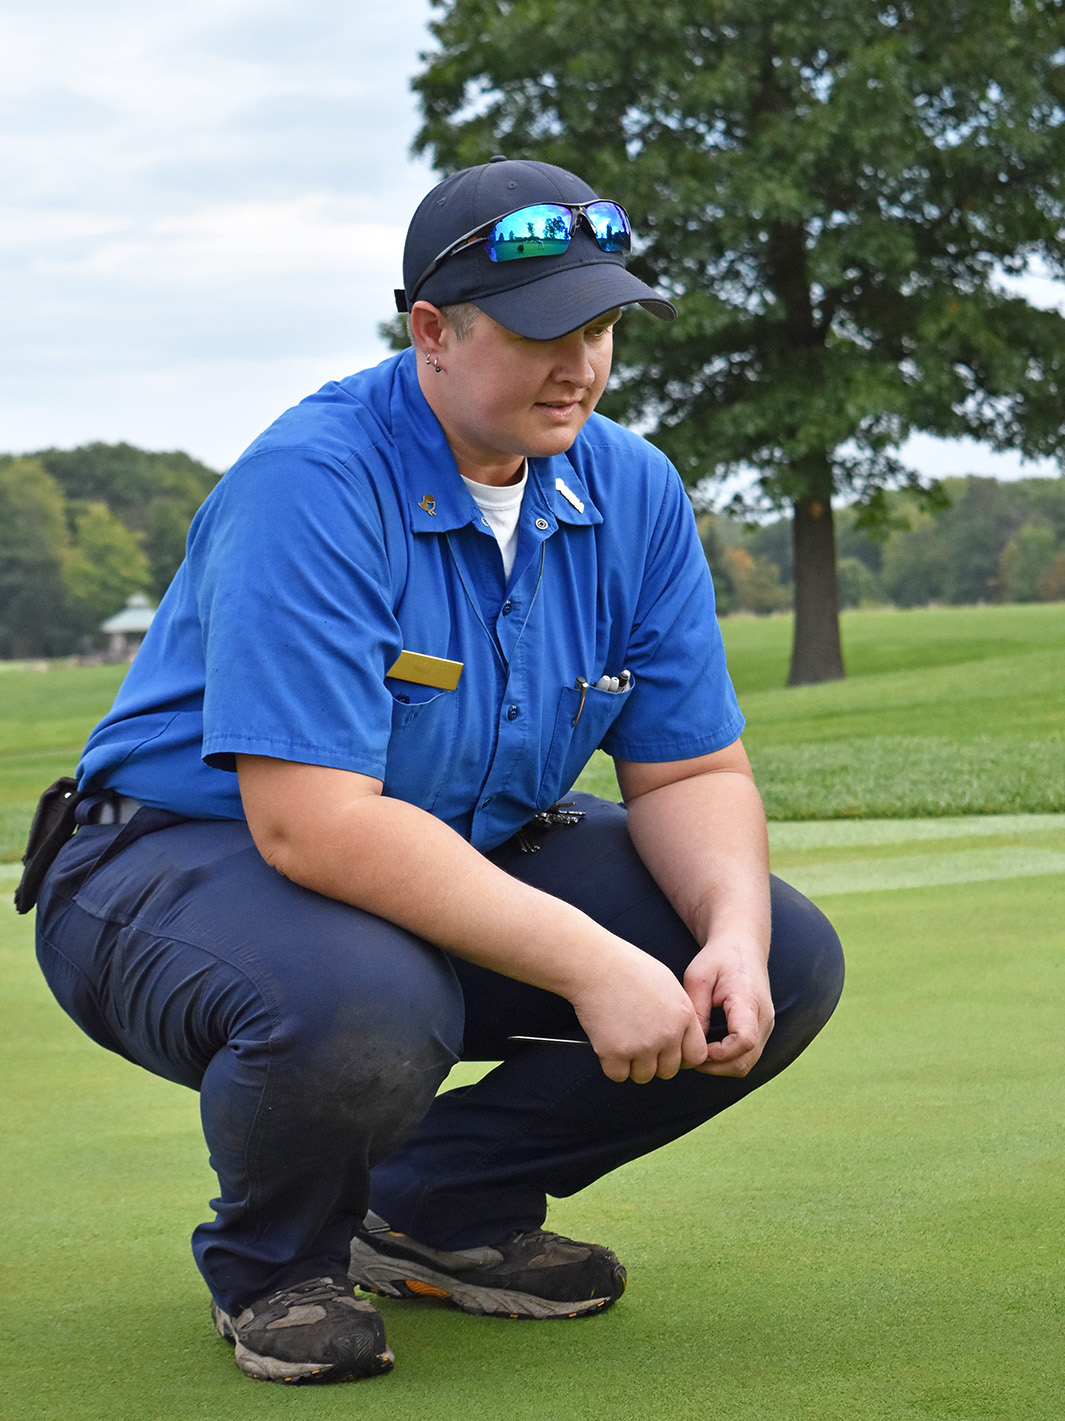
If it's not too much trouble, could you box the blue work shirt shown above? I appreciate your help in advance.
[79,349,744,851]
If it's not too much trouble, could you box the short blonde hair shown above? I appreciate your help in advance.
[407,302,481,346]
[440,302,481,340]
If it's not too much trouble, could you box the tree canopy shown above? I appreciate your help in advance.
[35,442,220,600]
[0,459,73,659]
[410,0,1065,681]
[0,444,219,657]
[710,472,1065,612]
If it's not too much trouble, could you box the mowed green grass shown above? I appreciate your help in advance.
[731,602,1065,819]
[1,607,1063,1416]
[3,820,1064,1419]
[578,601,1065,818]
[0,662,126,862]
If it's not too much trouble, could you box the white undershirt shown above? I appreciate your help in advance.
[461,463,528,578]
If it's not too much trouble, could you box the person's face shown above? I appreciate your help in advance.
[427,307,620,483]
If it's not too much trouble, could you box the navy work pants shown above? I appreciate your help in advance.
[35,794,843,1317]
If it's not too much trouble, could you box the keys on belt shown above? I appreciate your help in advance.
[513,801,586,854]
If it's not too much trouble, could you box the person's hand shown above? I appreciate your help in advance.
[683,939,774,1077]
[569,945,710,1084]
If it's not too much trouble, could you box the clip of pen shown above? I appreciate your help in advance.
[571,676,589,727]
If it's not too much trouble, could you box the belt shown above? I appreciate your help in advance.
[15,782,145,914]
[81,795,581,840]
[81,793,145,826]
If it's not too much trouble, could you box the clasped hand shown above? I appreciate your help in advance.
[571,939,774,1086]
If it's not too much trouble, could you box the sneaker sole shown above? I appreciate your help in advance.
[212,1302,395,1384]
[348,1237,626,1320]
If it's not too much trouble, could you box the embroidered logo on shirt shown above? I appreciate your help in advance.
[555,477,584,513]
[418,495,437,515]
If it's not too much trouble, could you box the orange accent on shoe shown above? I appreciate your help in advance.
[405,1279,451,1299]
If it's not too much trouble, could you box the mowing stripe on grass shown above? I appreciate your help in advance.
[778,845,1065,897]
[769,812,1065,895]
[768,811,1065,849]
[6,818,1063,902]
[750,735,1065,818]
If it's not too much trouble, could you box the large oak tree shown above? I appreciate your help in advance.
[409,0,1065,682]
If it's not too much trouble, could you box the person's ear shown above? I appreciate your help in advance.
[410,301,448,361]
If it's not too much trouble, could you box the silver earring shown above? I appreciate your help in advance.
[433,356,443,374]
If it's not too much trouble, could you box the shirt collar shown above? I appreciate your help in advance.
[391,348,603,534]
[525,456,602,532]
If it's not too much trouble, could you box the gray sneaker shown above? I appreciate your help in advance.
[212,1276,394,1384]
[349,1214,626,1320]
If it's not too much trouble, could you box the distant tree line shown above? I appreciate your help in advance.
[1,440,1061,658]
[0,443,220,658]
[702,475,1065,616]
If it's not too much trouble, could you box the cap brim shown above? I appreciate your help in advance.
[470,260,676,340]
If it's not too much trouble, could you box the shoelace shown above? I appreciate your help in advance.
[264,1277,349,1309]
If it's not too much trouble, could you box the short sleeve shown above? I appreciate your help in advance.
[190,447,403,778]
[600,467,744,762]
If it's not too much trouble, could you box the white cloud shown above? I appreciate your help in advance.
[63,199,405,282]
[994,260,1065,315]
[899,434,1057,483]
[0,0,436,464]
[1,352,388,471]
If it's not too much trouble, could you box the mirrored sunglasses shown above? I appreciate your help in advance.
[411,200,632,302]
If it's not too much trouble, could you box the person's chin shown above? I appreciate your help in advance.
[529,406,587,452]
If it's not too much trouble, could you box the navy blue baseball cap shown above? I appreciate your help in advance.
[396,156,677,340]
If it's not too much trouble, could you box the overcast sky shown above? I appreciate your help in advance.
[2,0,1061,481]
[1,0,440,470]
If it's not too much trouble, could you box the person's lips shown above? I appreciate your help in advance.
[536,399,581,421]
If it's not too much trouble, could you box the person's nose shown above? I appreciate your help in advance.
[553,334,596,388]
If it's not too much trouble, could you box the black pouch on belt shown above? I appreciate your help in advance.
[13,777,87,915]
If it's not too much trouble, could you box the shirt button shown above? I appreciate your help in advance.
[501,600,513,616]
[535,518,549,530]
[506,704,520,721]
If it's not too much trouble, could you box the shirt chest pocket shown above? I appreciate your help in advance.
[383,683,463,812]
[388,681,449,725]
[537,679,634,805]
[385,646,464,729]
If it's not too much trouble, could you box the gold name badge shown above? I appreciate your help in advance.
[386,650,464,691]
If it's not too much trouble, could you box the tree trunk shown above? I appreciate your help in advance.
[788,489,845,685]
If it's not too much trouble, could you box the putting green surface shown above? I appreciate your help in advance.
[2,817,1063,1419]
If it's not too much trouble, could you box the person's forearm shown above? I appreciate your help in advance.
[622,766,771,956]
[620,758,775,1074]
[257,782,621,999]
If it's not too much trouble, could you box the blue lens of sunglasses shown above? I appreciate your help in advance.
[483,201,631,263]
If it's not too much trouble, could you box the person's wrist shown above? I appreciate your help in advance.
[561,930,647,1007]
[695,927,770,966]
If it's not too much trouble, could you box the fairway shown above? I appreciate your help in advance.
[726,603,1065,817]
[2,817,1063,1420]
